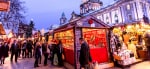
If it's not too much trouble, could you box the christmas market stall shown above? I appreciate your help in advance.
[110,21,150,67]
[47,30,53,44]
[0,22,6,41]
[53,15,110,68]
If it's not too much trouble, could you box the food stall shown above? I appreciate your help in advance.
[54,15,110,68]
[110,21,150,66]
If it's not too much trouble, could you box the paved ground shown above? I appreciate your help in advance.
[107,61,150,69]
[1,55,150,69]
[0,55,66,69]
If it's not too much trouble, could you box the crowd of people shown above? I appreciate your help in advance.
[0,38,64,68]
[0,37,93,69]
[34,39,63,68]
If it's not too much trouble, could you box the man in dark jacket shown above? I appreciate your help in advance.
[79,38,92,69]
[27,40,33,58]
[10,40,19,62]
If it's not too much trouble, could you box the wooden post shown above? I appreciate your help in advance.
[74,26,82,69]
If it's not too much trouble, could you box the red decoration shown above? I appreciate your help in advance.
[88,19,93,24]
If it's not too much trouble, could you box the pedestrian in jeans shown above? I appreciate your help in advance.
[79,38,92,69]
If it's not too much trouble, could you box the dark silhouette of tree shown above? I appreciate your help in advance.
[26,20,35,38]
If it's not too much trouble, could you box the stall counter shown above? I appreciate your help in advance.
[63,48,74,65]
[90,47,108,63]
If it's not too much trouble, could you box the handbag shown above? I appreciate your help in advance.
[53,54,58,65]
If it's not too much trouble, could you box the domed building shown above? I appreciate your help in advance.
[80,0,103,15]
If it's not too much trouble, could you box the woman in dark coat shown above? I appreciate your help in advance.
[34,42,41,68]
[4,42,9,58]
[42,42,50,66]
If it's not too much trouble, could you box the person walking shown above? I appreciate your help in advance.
[34,42,41,68]
[33,40,38,57]
[42,42,50,66]
[22,40,27,58]
[57,40,64,66]
[17,40,22,58]
[4,42,9,58]
[27,40,33,58]
[79,38,92,69]
[39,42,42,64]
[10,40,19,63]
[50,39,57,65]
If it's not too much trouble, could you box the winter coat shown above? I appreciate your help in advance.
[79,42,92,66]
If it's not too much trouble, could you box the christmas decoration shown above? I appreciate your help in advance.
[88,19,93,24]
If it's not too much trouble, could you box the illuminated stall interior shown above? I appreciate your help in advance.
[82,28,108,63]
[112,22,150,66]
[54,29,74,49]
[54,29,74,65]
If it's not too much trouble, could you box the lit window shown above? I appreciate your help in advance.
[114,14,118,23]
[106,16,109,24]
[127,4,131,10]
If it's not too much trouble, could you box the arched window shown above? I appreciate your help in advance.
[114,14,118,23]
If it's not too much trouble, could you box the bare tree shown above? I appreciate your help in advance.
[0,0,26,32]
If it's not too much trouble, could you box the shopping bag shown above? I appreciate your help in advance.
[93,62,99,69]
[62,54,65,60]
[53,54,58,65]
[88,63,94,69]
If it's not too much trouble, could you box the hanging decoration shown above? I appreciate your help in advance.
[88,19,93,24]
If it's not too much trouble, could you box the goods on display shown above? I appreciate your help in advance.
[82,28,107,48]
[54,29,74,49]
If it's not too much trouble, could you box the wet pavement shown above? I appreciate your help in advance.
[0,55,66,69]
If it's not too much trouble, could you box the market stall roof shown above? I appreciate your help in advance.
[54,15,110,32]
[0,24,6,35]
[110,20,142,27]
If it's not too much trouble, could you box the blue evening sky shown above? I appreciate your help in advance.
[23,0,114,30]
